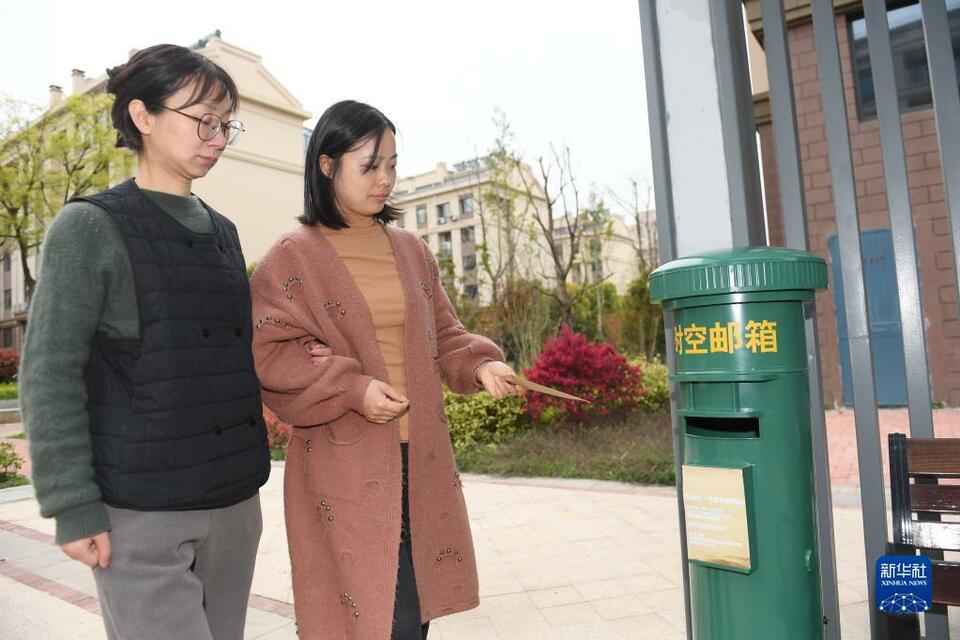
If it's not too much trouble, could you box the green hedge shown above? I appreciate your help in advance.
[636,360,670,412]
[0,382,18,401]
[444,390,530,454]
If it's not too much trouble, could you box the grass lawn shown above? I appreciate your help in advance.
[455,410,675,485]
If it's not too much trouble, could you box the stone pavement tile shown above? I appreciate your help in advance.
[574,577,629,601]
[42,565,98,596]
[6,545,72,572]
[540,601,604,628]
[838,602,871,640]
[647,592,687,634]
[482,594,554,636]
[527,585,583,609]
[485,523,572,557]
[509,559,570,591]
[837,578,868,606]
[620,572,679,595]
[502,630,562,640]
[589,594,651,620]
[247,622,297,640]
[243,608,295,640]
[0,533,48,560]
[477,573,526,598]
[430,614,501,639]
[614,612,684,639]
[37,556,93,582]
[0,573,105,640]
[554,620,626,639]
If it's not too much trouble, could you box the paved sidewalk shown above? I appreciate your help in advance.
[0,467,886,640]
[2,409,960,639]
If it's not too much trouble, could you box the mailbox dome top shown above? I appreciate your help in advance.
[649,246,827,302]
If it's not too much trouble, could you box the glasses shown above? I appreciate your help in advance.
[160,106,245,146]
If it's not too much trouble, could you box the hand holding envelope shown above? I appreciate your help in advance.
[500,374,591,404]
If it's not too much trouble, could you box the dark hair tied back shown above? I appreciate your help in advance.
[105,43,239,152]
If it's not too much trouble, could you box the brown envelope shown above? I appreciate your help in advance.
[501,374,592,404]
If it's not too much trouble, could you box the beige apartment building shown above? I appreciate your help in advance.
[557,213,642,294]
[392,159,643,304]
[0,34,310,350]
[391,158,550,303]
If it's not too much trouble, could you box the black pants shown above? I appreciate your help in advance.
[392,444,429,640]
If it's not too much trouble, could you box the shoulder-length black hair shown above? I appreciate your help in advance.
[300,100,402,229]
[105,43,239,152]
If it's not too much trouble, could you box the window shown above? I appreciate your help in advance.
[1,328,11,348]
[464,283,478,300]
[438,231,453,256]
[460,226,475,244]
[2,254,9,273]
[462,254,477,271]
[591,260,603,280]
[437,202,452,225]
[416,205,427,229]
[3,290,10,310]
[459,194,475,219]
[850,1,960,120]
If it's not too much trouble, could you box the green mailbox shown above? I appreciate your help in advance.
[649,247,828,640]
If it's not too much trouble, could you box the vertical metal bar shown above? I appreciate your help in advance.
[638,2,692,638]
[862,0,935,438]
[863,2,947,635]
[888,433,912,547]
[709,0,767,246]
[920,0,960,339]
[761,1,841,636]
[887,434,923,639]
[810,1,889,638]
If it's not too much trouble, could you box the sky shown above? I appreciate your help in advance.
[0,0,653,209]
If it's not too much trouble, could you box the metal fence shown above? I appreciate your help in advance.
[639,0,960,638]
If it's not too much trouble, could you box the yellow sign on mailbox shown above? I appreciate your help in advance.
[682,464,753,572]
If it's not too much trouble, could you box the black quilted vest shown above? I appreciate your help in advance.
[76,179,270,510]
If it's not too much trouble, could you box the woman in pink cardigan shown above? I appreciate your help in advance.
[250,101,521,640]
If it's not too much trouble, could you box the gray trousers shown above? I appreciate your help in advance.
[92,493,263,640]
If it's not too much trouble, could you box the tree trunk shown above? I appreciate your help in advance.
[18,238,35,307]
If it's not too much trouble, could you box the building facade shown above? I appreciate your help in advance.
[391,159,552,303]
[748,0,960,406]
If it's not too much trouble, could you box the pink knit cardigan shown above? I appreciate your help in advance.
[250,223,504,639]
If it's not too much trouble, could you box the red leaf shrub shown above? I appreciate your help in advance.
[263,405,291,452]
[0,350,20,383]
[524,324,645,423]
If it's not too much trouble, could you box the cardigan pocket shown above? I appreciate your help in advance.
[324,411,369,446]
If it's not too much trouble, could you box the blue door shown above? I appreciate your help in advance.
[829,230,908,407]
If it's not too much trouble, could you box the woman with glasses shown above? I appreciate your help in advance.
[249,100,522,640]
[20,43,269,640]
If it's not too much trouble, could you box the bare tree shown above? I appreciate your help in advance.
[469,111,538,307]
[512,143,609,327]
[610,178,659,274]
[611,178,664,360]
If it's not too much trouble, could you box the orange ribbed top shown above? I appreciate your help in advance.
[319,222,410,440]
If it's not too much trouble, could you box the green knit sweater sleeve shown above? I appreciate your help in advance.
[20,201,135,544]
